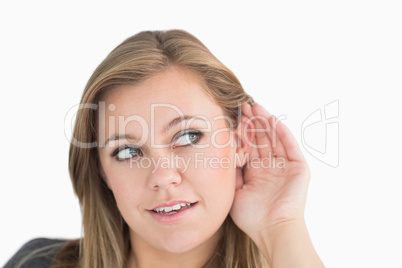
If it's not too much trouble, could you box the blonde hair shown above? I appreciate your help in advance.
[54,29,268,268]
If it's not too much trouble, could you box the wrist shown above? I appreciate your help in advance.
[253,219,305,260]
[252,219,324,267]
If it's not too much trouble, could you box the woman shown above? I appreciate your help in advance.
[6,30,324,267]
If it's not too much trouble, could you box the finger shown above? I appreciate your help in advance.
[239,103,255,152]
[250,103,274,157]
[241,102,253,118]
[269,115,288,158]
[252,103,288,159]
[276,119,306,162]
[239,103,260,160]
[251,102,271,118]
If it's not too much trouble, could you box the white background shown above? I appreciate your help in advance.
[1,1,401,267]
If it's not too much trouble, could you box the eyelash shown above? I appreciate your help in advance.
[111,130,204,162]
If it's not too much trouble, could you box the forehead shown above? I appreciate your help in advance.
[100,67,224,121]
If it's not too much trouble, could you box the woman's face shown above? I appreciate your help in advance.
[97,67,240,255]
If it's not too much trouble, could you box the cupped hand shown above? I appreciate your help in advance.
[230,102,311,239]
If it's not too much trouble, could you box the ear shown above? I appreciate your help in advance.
[234,114,255,167]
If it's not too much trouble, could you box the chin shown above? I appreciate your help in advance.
[158,234,205,254]
[154,231,206,254]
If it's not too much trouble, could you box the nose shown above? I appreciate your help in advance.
[147,154,183,190]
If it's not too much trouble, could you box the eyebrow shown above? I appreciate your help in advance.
[103,115,200,147]
[162,115,195,133]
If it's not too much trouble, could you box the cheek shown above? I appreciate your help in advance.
[108,178,147,228]
[101,162,147,212]
[190,144,237,203]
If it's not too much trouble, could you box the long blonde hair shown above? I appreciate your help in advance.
[54,29,268,268]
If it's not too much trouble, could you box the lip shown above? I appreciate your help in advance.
[149,200,195,211]
[147,201,198,225]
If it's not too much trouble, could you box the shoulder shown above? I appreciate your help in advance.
[4,238,69,268]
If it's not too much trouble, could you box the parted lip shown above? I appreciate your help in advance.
[149,200,196,211]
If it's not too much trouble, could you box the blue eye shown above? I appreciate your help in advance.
[111,131,203,162]
[174,131,202,148]
[112,146,142,161]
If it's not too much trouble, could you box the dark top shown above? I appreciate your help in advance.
[4,238,67,268]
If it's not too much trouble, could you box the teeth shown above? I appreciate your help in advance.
[172,204,181,210]
[154,203,191,213]
[165,207,173,212]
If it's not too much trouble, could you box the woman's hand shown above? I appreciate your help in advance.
[230,102,324,267]
[230,102,310,235]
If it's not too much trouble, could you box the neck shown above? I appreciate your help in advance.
[128,229,222,268]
